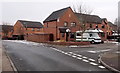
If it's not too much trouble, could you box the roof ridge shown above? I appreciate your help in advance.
[53,7,70,13]
[43,7,70,22]
[18,20,41,23]
[75,13,100,18]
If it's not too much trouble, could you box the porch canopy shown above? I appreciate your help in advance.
[59,27,70,33]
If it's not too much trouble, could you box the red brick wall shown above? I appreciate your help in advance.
[13,21,24,35]
[25,34,50,43]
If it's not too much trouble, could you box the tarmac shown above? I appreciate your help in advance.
[0,40,120,72]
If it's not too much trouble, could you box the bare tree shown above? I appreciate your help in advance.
[2,22,12,37]
[72,3,93,42]
[72,3,93,14]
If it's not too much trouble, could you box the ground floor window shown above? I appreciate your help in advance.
[62,33,65,37]
[70,33,75,38]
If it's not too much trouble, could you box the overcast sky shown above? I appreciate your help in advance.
[0,0,120,25]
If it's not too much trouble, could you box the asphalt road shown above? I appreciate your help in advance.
[2,40,116,72]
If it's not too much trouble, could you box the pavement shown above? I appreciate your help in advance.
[99,52,120,73]
[0,40,14,72]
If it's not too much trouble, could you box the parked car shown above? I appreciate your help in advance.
[116,38,120,42]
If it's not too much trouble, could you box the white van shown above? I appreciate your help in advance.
[76,29,103,43]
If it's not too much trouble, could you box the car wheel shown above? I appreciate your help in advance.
[101,41,104,44]
[90,40,95,44]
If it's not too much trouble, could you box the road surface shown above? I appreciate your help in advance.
[2,40,115,72]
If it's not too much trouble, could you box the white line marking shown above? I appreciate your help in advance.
[58,50,63,52]
[89,58,96,62]
[82,56,88,59]
[61,51,65,53]
[87,51,97,53]
[67,54,72,56]
[64,53,68,55]
[72,55,77,58]
[69,45,78,47]
[73,53,77,55]
[77,57,82,60]
[77,55,82,57]
[98,66,105,69]
[82,59,89,62]
[90,62,98,66]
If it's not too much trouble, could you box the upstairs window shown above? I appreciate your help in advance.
[64,22,68,27]
[32,28,35,31]
[96,25,98,28]
[71,22,76,27]
[102,25,105,29]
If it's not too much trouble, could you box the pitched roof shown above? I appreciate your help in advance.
[43,7,70,23]
[108,22,117,31]
[75,13,102,24]
[18,20,43,28]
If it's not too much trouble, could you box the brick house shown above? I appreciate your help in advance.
[107,21,117,35]
[75,13,113,41]
[13,20,43,40]
[0,25,13,39]
[43,7,80,41]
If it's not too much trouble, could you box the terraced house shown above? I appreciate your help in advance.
[12,7,115,42]
[43,7,114,41]
[13,20,43,40]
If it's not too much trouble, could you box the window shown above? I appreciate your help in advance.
[37,28,40,31]
[70,33,75,38]
[76,33,81,36]
[102,25,105,29]
[64,22,68,27]
[89,34,93,37]
[90,24,92,28]
[32,28,35,31]
[71,22,76,27]
[62,33,65,37]
[96,25,98,28]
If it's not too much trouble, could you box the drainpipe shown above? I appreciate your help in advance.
[56,19,59,41]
